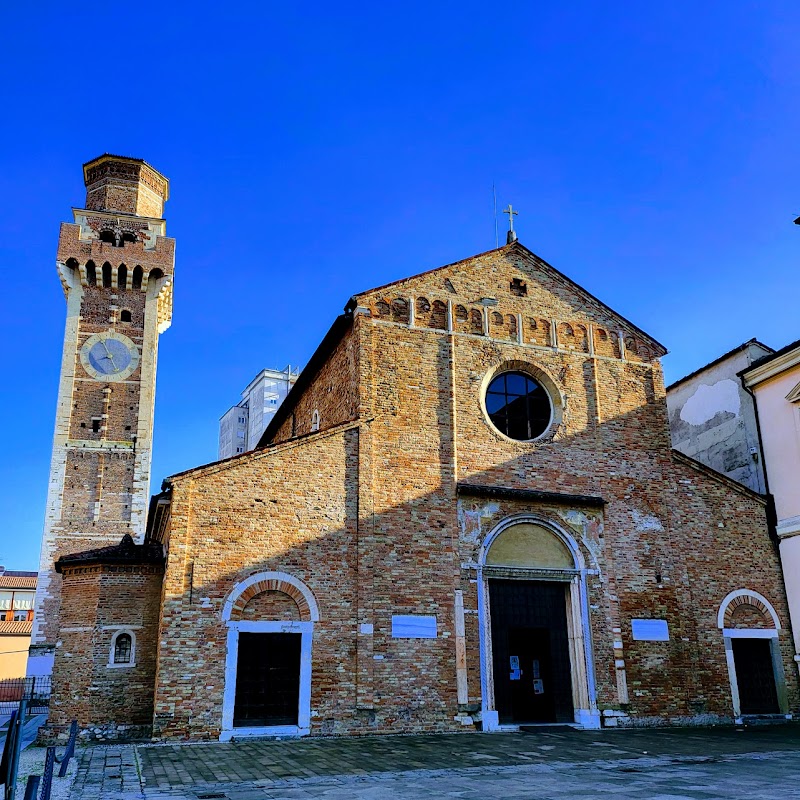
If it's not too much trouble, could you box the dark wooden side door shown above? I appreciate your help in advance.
[234,632,301,727]
[489,580,574,724]
[732,638,779,715]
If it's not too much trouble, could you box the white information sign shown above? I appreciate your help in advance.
[631,618,669,641]
[391,615,438,639]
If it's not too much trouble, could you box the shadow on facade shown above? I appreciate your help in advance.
[46,340,796,742]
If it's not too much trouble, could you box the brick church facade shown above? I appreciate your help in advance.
[38,157,798,741]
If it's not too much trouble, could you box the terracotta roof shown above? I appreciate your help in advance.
[0,573,37,589]
[0,621,32,636]
[55,534,164,572]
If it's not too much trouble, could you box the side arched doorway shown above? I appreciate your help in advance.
[478,516,599,730]
[220,572,319,740]
[718,589,788,720]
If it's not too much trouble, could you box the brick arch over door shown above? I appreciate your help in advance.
[222,571,320,623]
[717,589,781,630]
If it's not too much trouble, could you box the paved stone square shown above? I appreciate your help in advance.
[69,726,800,799]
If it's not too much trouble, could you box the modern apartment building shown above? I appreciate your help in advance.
[219,367,299,459]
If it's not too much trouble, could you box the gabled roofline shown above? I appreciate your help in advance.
[741,338,800,387]
[666,338,774,392]
[351,242,517,297]
[256,313,354,448]
[166,418,365,484]
[672,449,767,504]
[351,240,667,355]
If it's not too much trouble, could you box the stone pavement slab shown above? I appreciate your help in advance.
[67,726,800,800]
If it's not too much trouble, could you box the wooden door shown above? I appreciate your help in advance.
[489,580,574,724]
[234,632,301,727]
[733,638,779,715]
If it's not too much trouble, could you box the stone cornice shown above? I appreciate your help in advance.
[456,483,605,508]
[743,344,800,388]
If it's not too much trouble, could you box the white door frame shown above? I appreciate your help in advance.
[219,571,320,741]
[717,589,788,720]
[477,513,600,730]
[220,620,314,741]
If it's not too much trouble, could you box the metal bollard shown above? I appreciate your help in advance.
[40,746,56,800]
[22,775,39,800]
[56,720,77,777]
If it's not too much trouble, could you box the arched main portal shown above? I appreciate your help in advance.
[220,571,318,740]
[478,515,599,730]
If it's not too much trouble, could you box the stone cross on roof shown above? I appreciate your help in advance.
[502,204,519,243]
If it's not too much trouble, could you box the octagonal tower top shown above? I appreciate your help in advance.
[82,154,170,219]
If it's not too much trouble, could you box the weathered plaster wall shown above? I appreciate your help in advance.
[666,342,771,493]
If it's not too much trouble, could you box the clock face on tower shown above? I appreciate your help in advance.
[80,331,140,381]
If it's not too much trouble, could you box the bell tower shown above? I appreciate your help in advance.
[28,155,175,677]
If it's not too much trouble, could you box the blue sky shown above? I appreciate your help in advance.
[1,2,799,569]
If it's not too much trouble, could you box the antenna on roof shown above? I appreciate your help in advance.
[493,183,498,248]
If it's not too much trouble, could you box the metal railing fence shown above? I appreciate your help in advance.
[0,678,51,715]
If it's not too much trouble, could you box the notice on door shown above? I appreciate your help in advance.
[631,619,669,641]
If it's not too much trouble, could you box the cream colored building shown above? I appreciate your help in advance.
[742,339,800,670]
[0,570,37,681]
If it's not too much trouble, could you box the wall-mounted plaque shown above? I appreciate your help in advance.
[631,619,669,641]
[391,615,437,639]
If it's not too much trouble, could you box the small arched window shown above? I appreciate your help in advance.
[122,232,137,246]
[120,310,132,323]
[99,230,118,246]
[86,260,97,286]
[311,410,320,432]
[102,262,112,288]
[132,266,143,290]
[117,264,127,289]
[109,630,135,667]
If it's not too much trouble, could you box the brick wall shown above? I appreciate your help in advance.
[152,426,359,739]
[271,327,360,443]
[45,561,164,741]
[142,242,797,737]
[32,195,174,663]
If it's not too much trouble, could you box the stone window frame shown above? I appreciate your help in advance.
[479,360,564,445]
[311,409,320,432]
[107,628,137,669]
[220,571,319,741]
[717,589,789,720]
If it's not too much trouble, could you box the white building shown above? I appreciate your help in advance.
[666,339,773,493]
[219,367,299,459]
